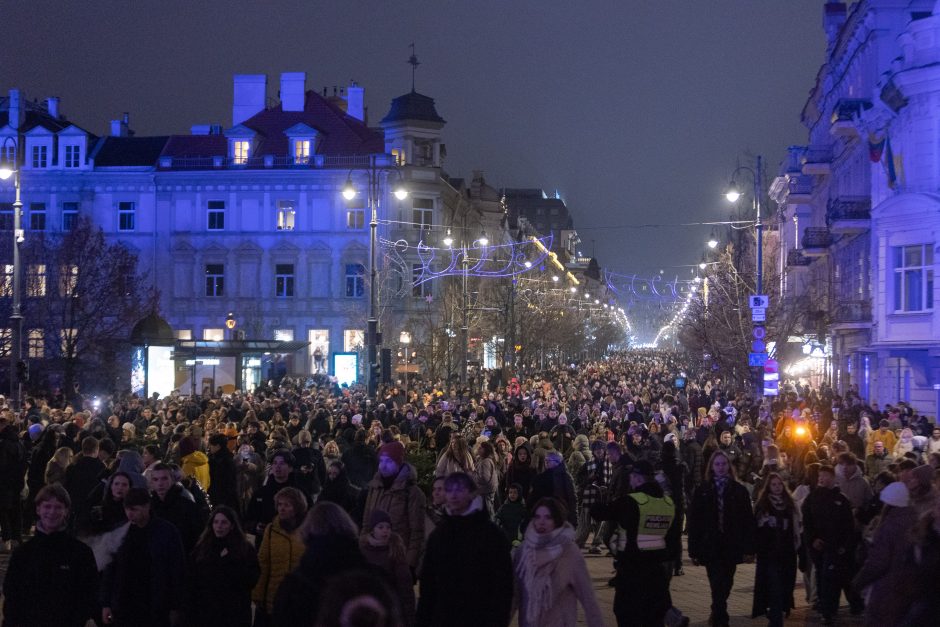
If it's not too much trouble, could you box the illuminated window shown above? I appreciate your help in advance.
[59,265,78,297]
[344,329,364,352]
[60,329,77,355]
[893,244,934,312]
[277,200,295,231]
[345,263,364,298]
[346,209,364,229]
[118,201,135,231]
[294,140,310,164]
[205,264,224,297]
[62,202,79,230]
[273,328,294,341]
[232,140,250,164]
[27,264,46,297]
[174,329,192,341]
[28,329,43,358]
[275,264,295,298]
[32,145,47,168]
[203,328,224,341]
[309,329,329,373]
[391,148,405,166]
[0,265,11,297]
[207,201,225,230]
[65,145,80,168]
[30,203,46,230]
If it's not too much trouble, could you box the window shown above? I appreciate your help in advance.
[207,201,225,230]
[412,263,431,297]
[174,329,192,341]
[0,329,9,357]
[346,209,364,229]
[273,328,294,341]
[0,142,14,164]
[233,140,250,165]
[344,329,365,352]
[0,265,12,297]
[60,329,77,355]
[203,328,224,341]
[345,263,365,298]
[275,263,295,298]
[277,200,295,231]
[59,265,78,297]
[62,202,79,230]
[309,329,329,374]
[391,148,406,166]
[26,264,46,297]
[893,244,934,312]
[205,263,224,297]
[412,198,433,230]
[118,201,135,231]
[0,204,12,231]
[31,145,47,168]
[65,145,80,168]
[29,203,45,230]
[294,140,310,164]
[28,329,43,358]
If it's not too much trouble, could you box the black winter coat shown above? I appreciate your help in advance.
[341,444,378,488]
[416,503,513,627]
[186,539,260,627]
[151,484,206,554]
[63,455,105,517]
[0,426,26,507]
[687,477,756,564]
[291,445,326,498]
[207,448,239,511]
[528,464,578,526]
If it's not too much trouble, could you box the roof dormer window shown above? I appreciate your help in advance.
[232,140,250,165]
[223,124,257,166]
[294,139,310,165]
[283,123,318,166]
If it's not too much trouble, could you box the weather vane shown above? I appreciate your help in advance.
[408,43,420,92]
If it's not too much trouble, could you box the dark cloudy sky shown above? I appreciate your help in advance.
[1,0,825,279]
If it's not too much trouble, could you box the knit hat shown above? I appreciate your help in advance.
[879,481,910,507]
[368,509,392,531]
[27,423,43,440]
[178,436,197,458]
[378,441,405,466]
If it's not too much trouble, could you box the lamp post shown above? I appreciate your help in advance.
[444,230,488,386]
[342,155,407,400]
[0,137,24,410]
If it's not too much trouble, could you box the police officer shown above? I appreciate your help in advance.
[593,459,676,627]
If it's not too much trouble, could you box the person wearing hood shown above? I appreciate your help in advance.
[893,427,916,460]
[207,433,239,511]
[416,471,513,627]
[512,496,604,627]
[529,451,578,528]
[360,441,426,572]
[319,460,360,516]
[549,414,576,456]
[566,434,592,479]
[178,436,210,492]
[591,459,676,627]
[505,443,537,501]
[359,509,416,626]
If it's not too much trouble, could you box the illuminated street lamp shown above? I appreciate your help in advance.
[0,137,24,409]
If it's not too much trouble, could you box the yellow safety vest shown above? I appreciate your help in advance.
[628,492,675,551]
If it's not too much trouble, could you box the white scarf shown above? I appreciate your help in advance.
[515,523,575,622]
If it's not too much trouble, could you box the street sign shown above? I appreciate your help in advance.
[752,326,766,340]
[751,308,766,322]
[749,295,769,309]
[748,352,768,367]
[751,340,766,353]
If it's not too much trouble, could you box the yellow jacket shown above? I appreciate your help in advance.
[252,518,304,613]
[181,450,211,491]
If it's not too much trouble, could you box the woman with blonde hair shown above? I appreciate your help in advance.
[252,486,308,627]
[44,446,73,486]
[436,434,475,477]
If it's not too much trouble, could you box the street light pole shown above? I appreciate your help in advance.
[0,138,23,410]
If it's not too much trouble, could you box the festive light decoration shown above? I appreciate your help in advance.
[604,269,698,303]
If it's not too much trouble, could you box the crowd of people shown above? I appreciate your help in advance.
[0,349,939,626]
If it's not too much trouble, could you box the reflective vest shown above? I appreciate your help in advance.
[628,492,675,551]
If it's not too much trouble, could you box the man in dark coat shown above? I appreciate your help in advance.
[101,487,185,627]
[341,429,378,488]
[207,433,239,510]
[149,463,206,555]
[528,450,577,526]
[244,449,308,542]
[0,418,26,549]
[3,484,98,627]
[63,436,106,524]
[416,472,513,627]
[688,450,757,627]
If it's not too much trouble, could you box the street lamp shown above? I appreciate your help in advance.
[343,156,407,399]
[725,156,764,294]
[707,230,719,249]
[0,137,24,410]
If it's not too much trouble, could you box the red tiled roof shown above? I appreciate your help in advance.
[160,135,227,158]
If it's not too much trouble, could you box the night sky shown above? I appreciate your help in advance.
[1,0,824,285]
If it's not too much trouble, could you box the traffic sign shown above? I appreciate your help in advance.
[751,308,766,322]
[764,359,778,374]
[752,326,766,340]
[751,340,766,353]
[749,295,769,309]
[748,352,768,367]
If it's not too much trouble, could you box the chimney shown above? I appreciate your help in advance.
[7,89,23,130]
[279,72,306,112]
[46,96,60,119]
[824,2,847,49]
[346,81,365,121]
[110,119,126,137]
[232,74,268,126]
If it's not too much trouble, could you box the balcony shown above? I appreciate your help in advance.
[802,227,831,256]
[802,145,833,175]
[826,197,871,234]
[157,153,399,171]
[786,175,814,205]
[786,249,811,267]
[832,300,872,323]
[830,99,871,137]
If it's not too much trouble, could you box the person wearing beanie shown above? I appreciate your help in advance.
[360,439,426,573]
[360,508,415,625]
[852,481,918,626]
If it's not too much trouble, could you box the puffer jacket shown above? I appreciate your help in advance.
[252,517,304,614]
[181,450,210,491]
[360,463,427,569]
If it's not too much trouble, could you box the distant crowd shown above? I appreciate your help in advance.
[0,349,939,627]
